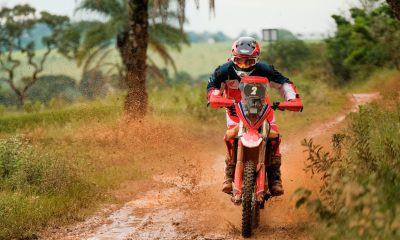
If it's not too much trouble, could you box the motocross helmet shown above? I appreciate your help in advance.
[231,37,260,76]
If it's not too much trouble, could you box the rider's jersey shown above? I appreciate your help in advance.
[207,61,297,102]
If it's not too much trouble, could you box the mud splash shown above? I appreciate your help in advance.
[81,168,228,240]
[86,176,193,240]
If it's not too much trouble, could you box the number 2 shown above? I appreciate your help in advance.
[251,86,257,95]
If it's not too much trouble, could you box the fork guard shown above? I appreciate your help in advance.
[233,139,267,201]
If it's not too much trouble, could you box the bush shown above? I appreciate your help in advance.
[79,70,108,99]
[23,101,42,113]
[0,137,83,194]
[48,97,67,110]
[27,75,80,104]
[261,39,312,74]
[0,104,5,116]
[148,81,222,122]
[0,136,95,239]
[295,94,400,239]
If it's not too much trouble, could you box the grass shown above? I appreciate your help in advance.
[149,41,231,78]
[0,136,98,239]
[344,69,400,93]
[275,76,346,133]
[0,104,121,133]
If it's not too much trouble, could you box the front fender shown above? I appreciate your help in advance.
[240,129,262,148]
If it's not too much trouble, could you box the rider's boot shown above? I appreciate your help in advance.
[267,155,284,196]
[222,154,235,193]
[222,133,236,194]
[267,137,284,196]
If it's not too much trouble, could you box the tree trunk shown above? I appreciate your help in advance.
[123,0,149,118]
[16,92,25,108]
[387,0,400,21]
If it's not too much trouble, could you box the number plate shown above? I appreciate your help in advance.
[243,84,265,98]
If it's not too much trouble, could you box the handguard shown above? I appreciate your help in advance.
[208,89,234,108]
[278,98,303,112]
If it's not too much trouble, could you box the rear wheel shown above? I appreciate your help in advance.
[242,160,256,238]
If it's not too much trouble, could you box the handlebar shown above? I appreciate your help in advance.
[208,95,303,112]
[272,100,303,112]
[208,95,235,108]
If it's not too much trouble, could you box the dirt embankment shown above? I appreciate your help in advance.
[43,93,379,240]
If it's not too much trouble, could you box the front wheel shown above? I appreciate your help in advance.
[242,160,257,238]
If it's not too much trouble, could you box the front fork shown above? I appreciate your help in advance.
[232,139,267,204]
[256,140,266,202]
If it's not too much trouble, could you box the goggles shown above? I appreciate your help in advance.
[232,56,258,69]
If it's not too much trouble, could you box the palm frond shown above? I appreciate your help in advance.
[76,0,126,18]
[79,42,109,69]
[148,40,177,72]
[81,21,116,51]
[149,23,189,51]
[147,66,167,83]
[94,48,115,70]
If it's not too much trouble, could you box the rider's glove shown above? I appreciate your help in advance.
[208,89,234,108]
[207,89,221,100]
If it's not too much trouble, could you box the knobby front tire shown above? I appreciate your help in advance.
[242,160,257,238]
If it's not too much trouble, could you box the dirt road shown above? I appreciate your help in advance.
[45,93,379,240]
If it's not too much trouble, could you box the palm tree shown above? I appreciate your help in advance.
[77,0,214,118]
[76,0,190,107]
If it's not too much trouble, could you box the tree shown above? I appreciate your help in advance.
[386,0,400,20]
[76,0,192,116]
[262,39,312,74]
[79,70,108,99]
[27,75,79,104]
[124,0,216,117]
[77,0,215,118]
[326,2,400,83]
[0,5,74,106]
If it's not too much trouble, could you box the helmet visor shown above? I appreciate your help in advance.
[232,56,258,69]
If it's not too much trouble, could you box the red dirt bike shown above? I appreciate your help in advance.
[209,76,303,238]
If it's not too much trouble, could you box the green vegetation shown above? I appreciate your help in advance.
[0,121,153,239]
[0,103,121,133]
[277,28,298,40]
[262,39,313,75]
[287,3,400,237]
[295,89,400,239]
[326,3,400,84]
[0,4,78,106]
[0,137,96,239]
[28,75,80,104]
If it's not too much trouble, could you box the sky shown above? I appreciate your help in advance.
[1,0,360,38]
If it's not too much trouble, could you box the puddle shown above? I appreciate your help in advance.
[86,174,195,239]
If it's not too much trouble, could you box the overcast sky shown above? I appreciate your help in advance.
[1,0,360,38]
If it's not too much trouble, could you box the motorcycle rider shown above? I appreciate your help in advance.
[207,36,302,196]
